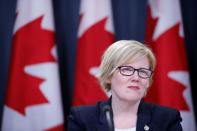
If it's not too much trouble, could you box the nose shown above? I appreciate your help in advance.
[130,70,140,81]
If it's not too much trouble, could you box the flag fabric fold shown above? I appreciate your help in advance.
[73,0,115,106]
[2,0,64,130]
[145,0,196,130]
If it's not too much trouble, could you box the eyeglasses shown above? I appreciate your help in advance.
[117,66,153,79]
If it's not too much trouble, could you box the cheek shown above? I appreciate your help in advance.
[141,79,150,89]
[110,73,126,87]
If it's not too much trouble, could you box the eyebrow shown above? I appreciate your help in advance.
[121,65,150,69]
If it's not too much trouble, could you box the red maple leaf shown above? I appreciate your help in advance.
[73,17,114,106]
[144,6,189,111]
[5,16,56,115]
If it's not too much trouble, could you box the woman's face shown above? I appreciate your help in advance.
[108,56,150,102]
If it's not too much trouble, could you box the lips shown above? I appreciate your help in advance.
[127,86,140,90]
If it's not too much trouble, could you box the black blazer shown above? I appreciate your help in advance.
[67,98,182,131]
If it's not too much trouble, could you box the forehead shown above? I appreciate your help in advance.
[122,56,150,68]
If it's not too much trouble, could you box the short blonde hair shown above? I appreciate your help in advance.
[97,40,156,92]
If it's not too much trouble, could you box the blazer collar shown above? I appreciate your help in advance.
[99,97,152,131]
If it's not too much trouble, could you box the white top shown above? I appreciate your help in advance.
[115,127,136,131]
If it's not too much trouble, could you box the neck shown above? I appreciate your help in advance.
[111,96,141,116]
[111,95,141,129]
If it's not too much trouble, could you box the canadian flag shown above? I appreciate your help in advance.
[73,0,114,106]
[145,0,196,130]
[2,0,64,130]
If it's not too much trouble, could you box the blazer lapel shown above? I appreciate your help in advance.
[97,98,152,131]
[136,100,152,131]
[97,97,115,131]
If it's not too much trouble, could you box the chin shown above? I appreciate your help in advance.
[120,94,142,102]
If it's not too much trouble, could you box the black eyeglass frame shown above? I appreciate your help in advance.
[117,66,153,79]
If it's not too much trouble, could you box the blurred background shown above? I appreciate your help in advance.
[0,0,196,130]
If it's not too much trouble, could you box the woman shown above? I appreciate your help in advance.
[67,40,182,131]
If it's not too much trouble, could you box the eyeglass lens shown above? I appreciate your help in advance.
[118,66,152,78]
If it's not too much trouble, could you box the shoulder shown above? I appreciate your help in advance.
[143,101,181,119]
[144,101,179,113]
[69,98,110,117]
[67,100,106,130]
[141,101,182,130]
[69,103,100,119]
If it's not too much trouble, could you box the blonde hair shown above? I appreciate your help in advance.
[97,40,156,91]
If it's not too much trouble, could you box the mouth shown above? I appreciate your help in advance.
[127,86,140,90]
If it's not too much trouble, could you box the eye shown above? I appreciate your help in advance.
[121,67,133,72]
[139,69,151,76]
[139,69,148,74]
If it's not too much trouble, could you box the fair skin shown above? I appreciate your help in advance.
[107,56,150,129]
